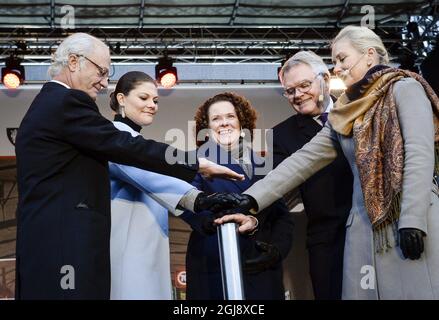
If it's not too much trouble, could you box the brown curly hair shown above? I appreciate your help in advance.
[194,92,258,147]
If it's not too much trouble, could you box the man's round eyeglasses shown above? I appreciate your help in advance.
[75,54,113,79]
[282,74,319,99]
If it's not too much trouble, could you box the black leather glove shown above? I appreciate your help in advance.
[243,241,281,274]
[193,192,243,213]
[399,228,426,260]
[218,194,259,217]
[196,193,258,235]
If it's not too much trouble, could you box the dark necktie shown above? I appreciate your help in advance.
[319,112,329,126]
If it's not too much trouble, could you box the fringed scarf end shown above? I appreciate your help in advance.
[435,143,439,178]
[373,192,401,254]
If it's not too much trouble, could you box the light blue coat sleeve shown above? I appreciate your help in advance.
[109,162,196,215]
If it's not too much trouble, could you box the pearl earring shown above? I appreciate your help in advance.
[120,105,126,118]
[240,129,245,138]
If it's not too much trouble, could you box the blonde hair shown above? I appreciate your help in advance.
[332,26,390,64]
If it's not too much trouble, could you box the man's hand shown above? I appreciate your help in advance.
[193,192,244,213]
[214,213,259,234]
[399,228,426,260]
[243,241,281,274]
[198,158,244,181]
[195,193,259,235]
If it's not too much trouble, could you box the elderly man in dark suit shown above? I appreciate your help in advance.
[15,32,245,300]
[270,51,353,300]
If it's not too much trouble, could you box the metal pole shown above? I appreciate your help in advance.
[218,222,245,300]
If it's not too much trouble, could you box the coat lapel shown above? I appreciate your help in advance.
[250,151,268,184]
[197,140,253,192]
[296,113,322,141]
[295,96,337,141]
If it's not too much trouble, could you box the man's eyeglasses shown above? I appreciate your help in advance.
[75,54,111,79]
[282,74,319,99]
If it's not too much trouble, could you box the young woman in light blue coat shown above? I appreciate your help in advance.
[108,72,197,299]
[108,72,257,300]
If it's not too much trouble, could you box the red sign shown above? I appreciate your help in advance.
[175,270,186,289]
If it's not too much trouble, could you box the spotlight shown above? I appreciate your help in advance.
[329,76,346,98]
[155,57,178,88]
[2,56,25,89]
[329,77,346,91]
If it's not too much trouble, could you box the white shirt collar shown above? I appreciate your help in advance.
[49,80,71,89]
[112,120,140,137]
[313,98,334,125]
[325,98,334,113]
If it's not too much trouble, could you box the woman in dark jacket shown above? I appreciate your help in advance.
[181,92,294,300]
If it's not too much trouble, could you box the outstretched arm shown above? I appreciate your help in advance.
[244,124,340,212]
[109,162,196,215]
[62,89,244,182]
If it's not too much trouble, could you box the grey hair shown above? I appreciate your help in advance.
[331,26,390,64]
[279,50,330,83]
[48,33,105,78]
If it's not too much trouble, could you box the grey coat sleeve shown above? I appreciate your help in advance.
[244,124,340,212]
[394,78,435,234]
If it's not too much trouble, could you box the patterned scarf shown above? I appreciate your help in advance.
[329,68,439,251]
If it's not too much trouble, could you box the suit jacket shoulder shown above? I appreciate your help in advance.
[272,114,297,139]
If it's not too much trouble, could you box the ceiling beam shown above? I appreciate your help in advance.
[138,0,145,29]
[229,0,240,26]
[50,0,55,29]
[336,0,350,28]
